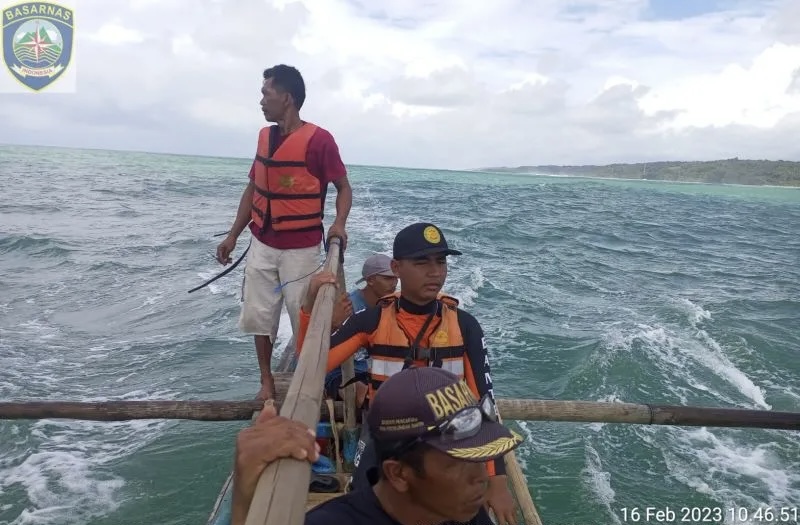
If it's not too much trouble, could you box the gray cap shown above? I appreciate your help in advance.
[356,254,395,284]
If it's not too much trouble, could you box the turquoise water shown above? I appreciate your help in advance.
[0,144,798,525]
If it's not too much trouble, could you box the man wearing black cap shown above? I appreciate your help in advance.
[231,367,525,525]
[295,222,517,524]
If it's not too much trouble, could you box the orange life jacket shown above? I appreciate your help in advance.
[367,291,466,396]
[250,123,324,234]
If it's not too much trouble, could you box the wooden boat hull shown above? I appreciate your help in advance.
[205,465,349,525]
[205,409,543,525]
[206,275,542,523]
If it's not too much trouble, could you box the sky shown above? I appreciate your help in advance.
[1,0,799,169]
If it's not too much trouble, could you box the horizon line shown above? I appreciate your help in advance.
[1,141,797,172]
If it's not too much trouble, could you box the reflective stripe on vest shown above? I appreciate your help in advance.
[250,123,323,233]
[370,356,464,379]
[367,293,466,394]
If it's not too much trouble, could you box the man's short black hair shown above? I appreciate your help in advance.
[374,438,432,479]
[263,64,306,110]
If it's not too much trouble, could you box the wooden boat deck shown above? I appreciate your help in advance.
[305,494,340,511]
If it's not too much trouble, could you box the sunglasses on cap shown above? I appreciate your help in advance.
[383,394,498,458]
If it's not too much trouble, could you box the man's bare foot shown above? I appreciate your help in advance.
[255,374,277,402]
[255,385,277,402]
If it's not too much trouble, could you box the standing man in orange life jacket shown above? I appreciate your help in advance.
[216,64,352,401]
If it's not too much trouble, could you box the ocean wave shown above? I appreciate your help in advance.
[0,235,75,258]
[1,147,799,525]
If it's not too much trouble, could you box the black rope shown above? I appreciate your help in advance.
[189,233,345,295]
[187,240,250,294]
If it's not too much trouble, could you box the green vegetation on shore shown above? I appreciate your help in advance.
[480,158,800,187]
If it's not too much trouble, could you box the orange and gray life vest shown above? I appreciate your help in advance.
[367,291,466,394]
[250,123,324,234]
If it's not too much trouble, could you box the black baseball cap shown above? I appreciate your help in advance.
[367,367,524,462]
[392,222,463,260]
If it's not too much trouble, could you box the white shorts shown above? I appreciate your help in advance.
[238,234,321,343]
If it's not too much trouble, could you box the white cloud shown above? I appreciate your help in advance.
[1,0,799,168]
[85,22,145,45]
[639,43,800,129]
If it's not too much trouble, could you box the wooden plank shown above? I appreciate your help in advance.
[504,449,542,525]
[206,409,261,525]
[207,278,327,525]
[243,237,343,525]
[337,262,356,431]
[496,410,542,525]
[334,261,359,472]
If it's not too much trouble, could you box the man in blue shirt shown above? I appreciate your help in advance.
[326,254,398,406]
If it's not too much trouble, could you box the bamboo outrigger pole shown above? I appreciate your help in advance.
[2,392,798,430]
[335,261,359,470]
[243,236,343,525]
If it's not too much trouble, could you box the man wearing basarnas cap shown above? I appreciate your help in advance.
[325,253,398,405]
[230,366,525,525]
[296,222,517,524]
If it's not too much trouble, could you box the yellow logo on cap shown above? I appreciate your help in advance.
[423,226,441,244]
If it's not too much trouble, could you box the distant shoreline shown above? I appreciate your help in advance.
[477,159,800,188]
[3,143,799,187]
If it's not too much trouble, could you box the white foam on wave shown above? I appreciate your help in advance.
[138,291,164,308]
[448,267,485,307]
[471,267,485,289]
[344,184,398,249]
[0,413,171,525]
[589,297,796,523]
[0,331,64,397]
[510,421,538,472]
[658,426,800,524]
[678,298,770,409]
[599,299,770,409]
[674,297,711,323]
[0,319,179,525]
[195,267,242,297]
[581,443,621,525]
[17,319,61,341]
[608,322,769,408]
[1,449,125,525]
